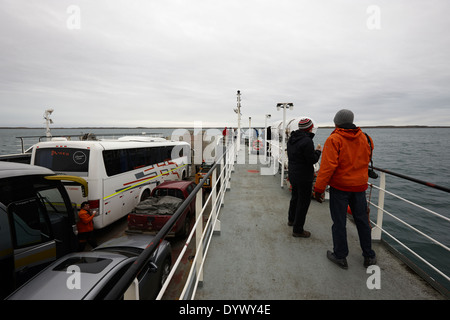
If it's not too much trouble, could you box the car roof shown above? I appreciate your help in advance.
[156,180,194,189]
[94,234,156,252]
[7,251,130,300]
[7,234,167,300]
[0,162,54,179]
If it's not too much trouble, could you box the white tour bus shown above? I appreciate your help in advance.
[30,136,190,229]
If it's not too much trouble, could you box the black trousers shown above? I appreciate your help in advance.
[288,180,313,234]
[329,187,376,259]
[78,231,98,251]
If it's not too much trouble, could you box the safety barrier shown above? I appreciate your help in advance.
[157,138,237,300]
[368,167,450,297]
[104,136,237,300]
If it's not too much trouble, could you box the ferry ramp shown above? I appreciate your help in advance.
[194,152,444,300]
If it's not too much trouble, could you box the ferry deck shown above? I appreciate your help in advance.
[193,147,444,300]
[1,133,447,301]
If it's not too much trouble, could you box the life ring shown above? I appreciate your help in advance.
[252,139,262,151]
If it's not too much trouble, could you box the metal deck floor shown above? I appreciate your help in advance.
[194,152,444,300]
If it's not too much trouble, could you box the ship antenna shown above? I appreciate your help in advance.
[44,108,54,138]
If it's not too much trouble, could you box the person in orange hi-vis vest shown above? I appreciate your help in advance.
[77,201,98,251]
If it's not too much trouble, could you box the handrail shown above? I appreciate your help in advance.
[156,143,234,300]
[369,188,450,252]
[371,182,450,223]
[373,166,450,193]
[177,154,231,299]
[368,167,450,294]
[103,137,233,300]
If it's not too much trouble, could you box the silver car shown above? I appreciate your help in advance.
[6,234,171,300]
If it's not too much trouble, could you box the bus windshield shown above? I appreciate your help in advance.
[35,148,90,175]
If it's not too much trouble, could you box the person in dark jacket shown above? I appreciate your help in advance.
[287,118,322,237]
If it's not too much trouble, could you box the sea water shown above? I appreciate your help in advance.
[1,127,449,293]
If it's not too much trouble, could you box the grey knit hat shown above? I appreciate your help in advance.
[333,109,354,126]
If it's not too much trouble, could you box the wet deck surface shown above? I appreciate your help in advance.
[194,151,444,300]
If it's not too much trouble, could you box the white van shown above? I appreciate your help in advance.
[30,137,190,229]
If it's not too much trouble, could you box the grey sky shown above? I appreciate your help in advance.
[1,0,449,128]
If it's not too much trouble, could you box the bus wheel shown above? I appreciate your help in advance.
[140,189,150,201]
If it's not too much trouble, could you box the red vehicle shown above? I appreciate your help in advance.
[127,181,196,237]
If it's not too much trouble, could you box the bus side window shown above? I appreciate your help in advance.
[164,146,174,161]
[151,147,163,164]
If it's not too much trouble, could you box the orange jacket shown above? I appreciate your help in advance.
[314,127,373,193]
[77,209,95,233]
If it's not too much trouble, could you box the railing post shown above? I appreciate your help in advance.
[19,137,25,153]
[195,187,204,286]
[124,278,139,300]
[226,146,232,191]
[211,168,220,235]
[372,172,386,241]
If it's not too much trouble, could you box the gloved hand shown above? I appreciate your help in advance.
[314,191,324,203]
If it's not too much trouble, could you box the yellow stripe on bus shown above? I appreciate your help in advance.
[103,163,188,200]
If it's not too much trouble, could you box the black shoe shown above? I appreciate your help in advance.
[364,256,377,268]
[293,230,311,238]
[327,250,348,269]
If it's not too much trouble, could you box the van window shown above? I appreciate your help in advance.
[35,148,90,174]
[8,198,52,248]
[0,176,70,249]
[37,187,69,217]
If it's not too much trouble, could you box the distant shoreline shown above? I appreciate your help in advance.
[320,125,450,129]
[1,125,449,129]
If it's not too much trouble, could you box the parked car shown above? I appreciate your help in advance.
[0,161,87,299]
[6,234,172,300]
[127,180,196,237]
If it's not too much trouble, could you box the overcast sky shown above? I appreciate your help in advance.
[1,0,449,128]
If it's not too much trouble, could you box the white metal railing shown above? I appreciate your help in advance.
[156,137,237,300]
[368,171,450,285]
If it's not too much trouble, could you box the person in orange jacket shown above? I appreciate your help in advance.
[314,109,376,269]
[77,201,98,251]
